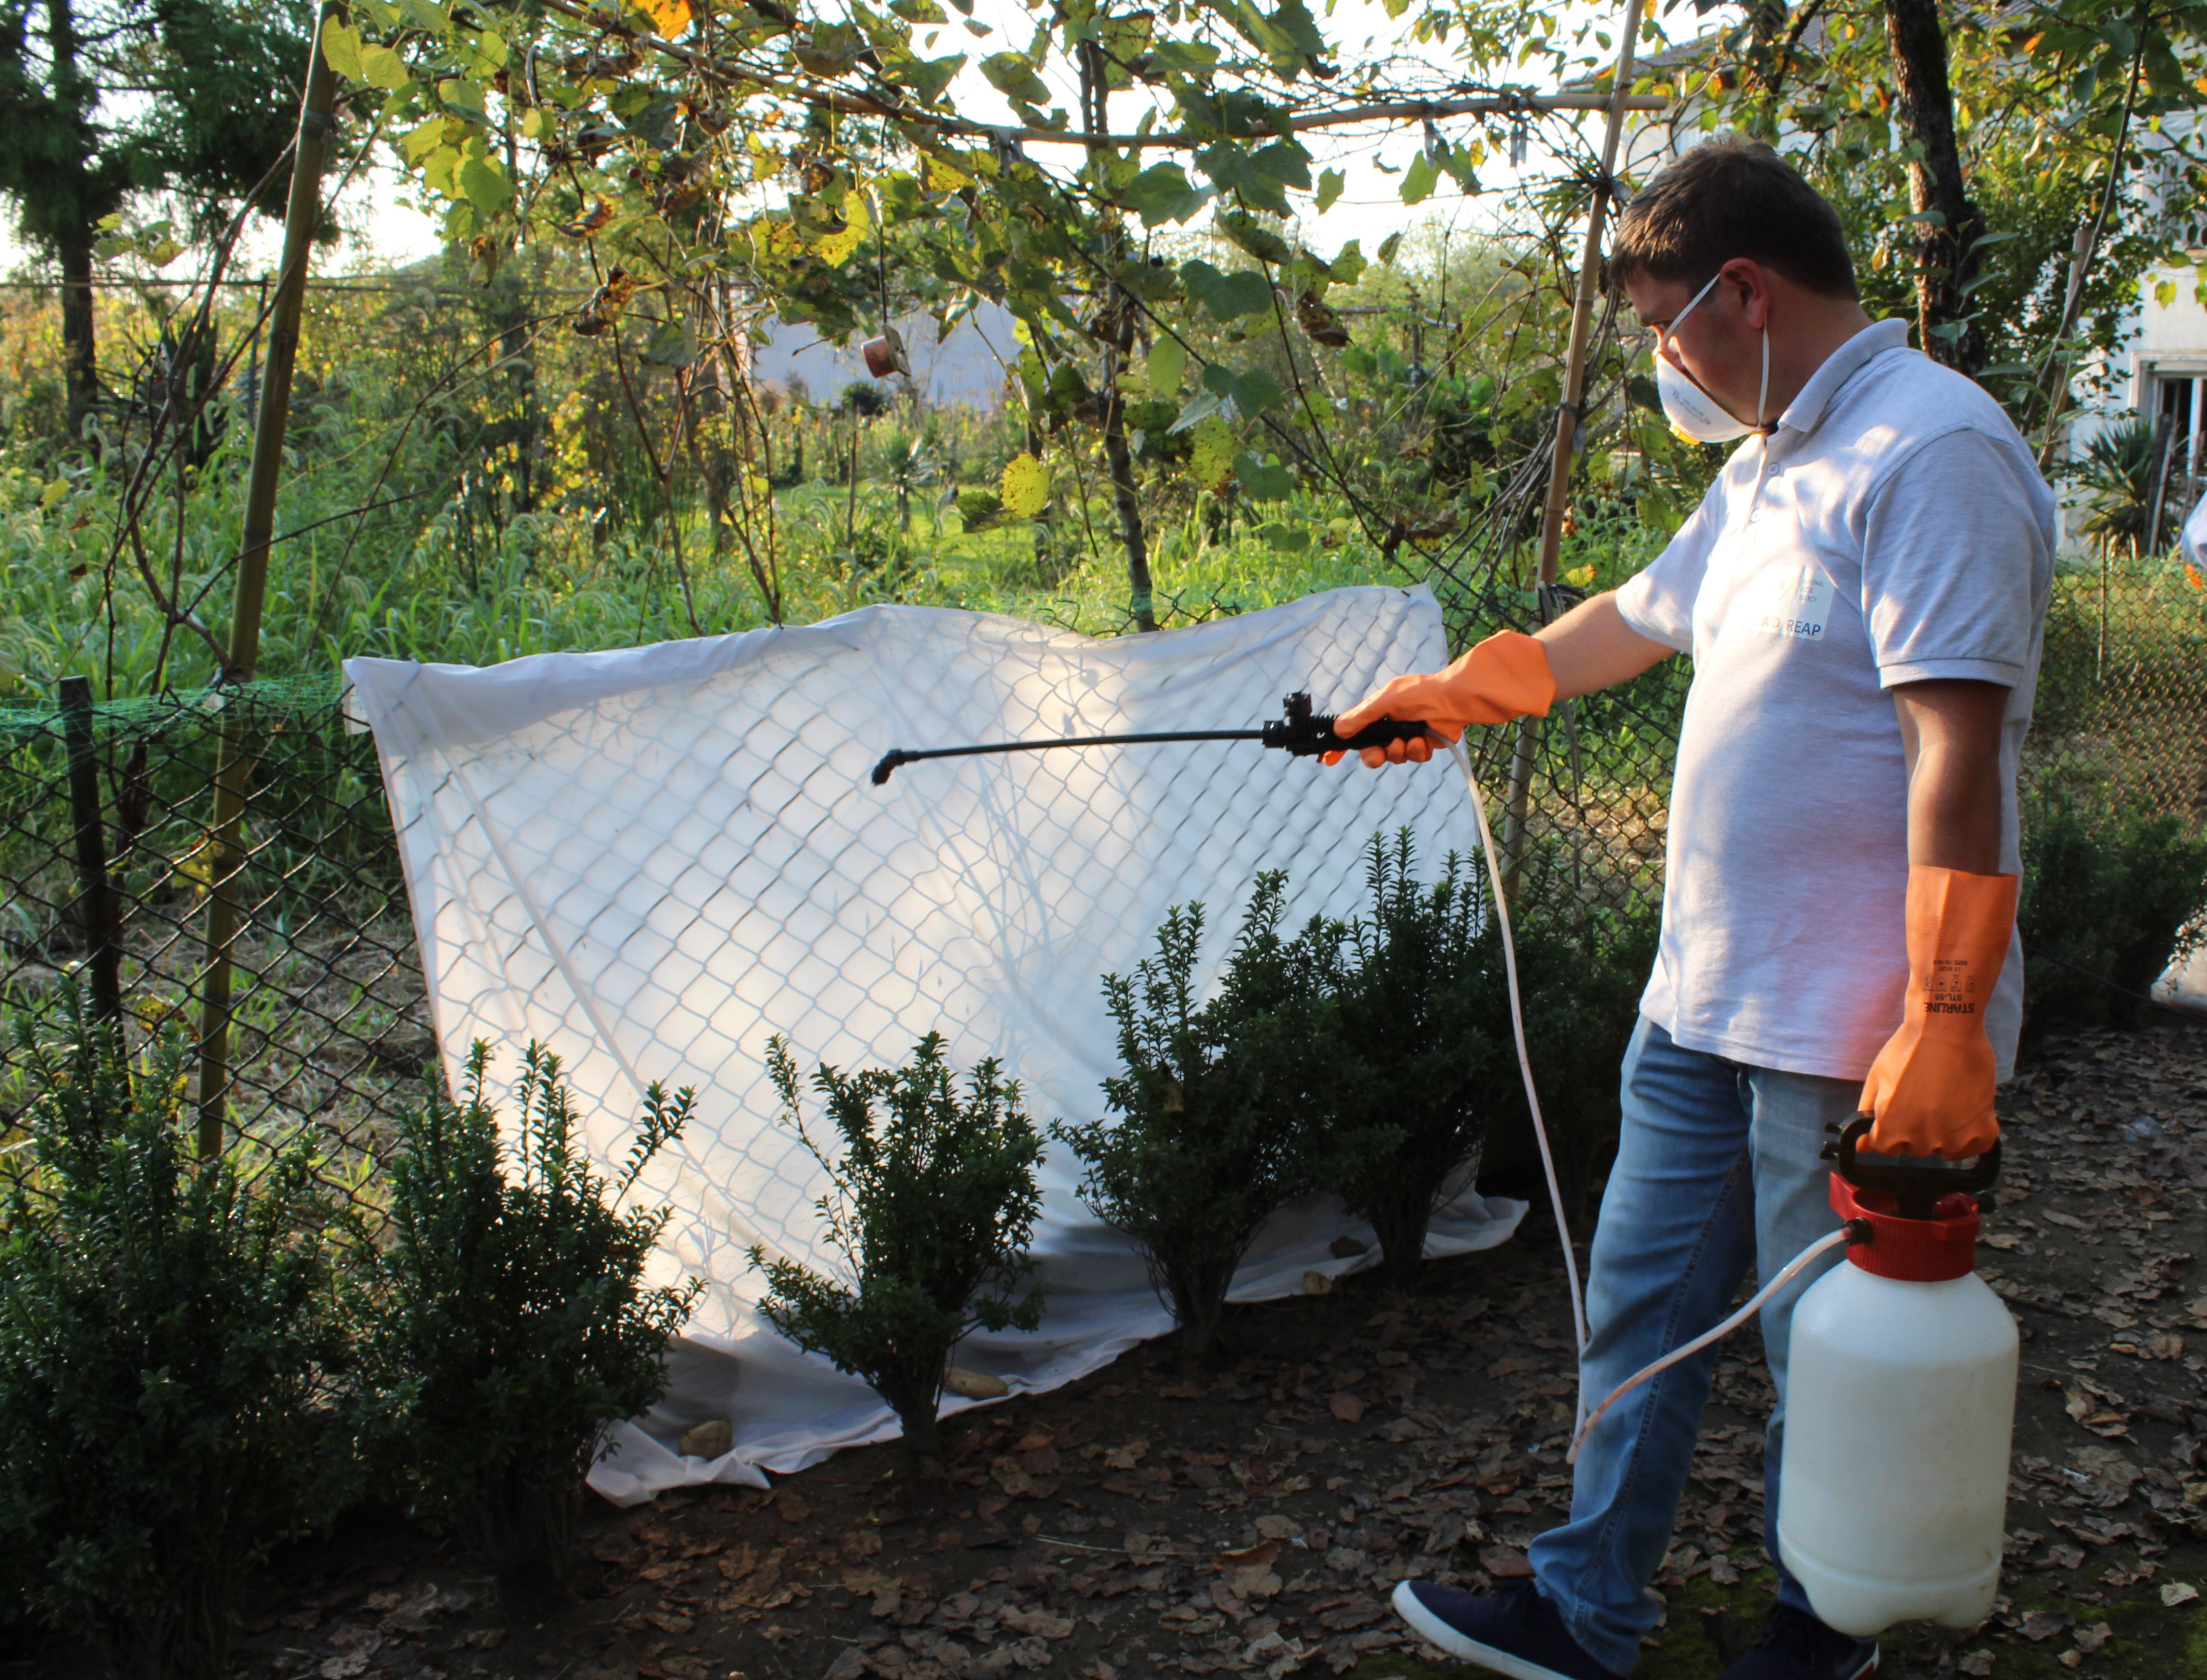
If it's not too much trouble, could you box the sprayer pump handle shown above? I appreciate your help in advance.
[1262,692,1432,758]
[1820,1115,2000,1220]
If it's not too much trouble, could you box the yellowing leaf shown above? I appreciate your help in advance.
[1148,334,1186,396]
[1562,563,1595,588]
[922,151,975,193]
[1000,453,1051,519]
[400,118,445,162]
[360,44,410,87]
[644,0,692,35]
[815,192,871,265]
[1188,417,1235,494]
[459,152,512,212]
[422,143,462,195]
[321,19,366,79]
[38,480,69,509]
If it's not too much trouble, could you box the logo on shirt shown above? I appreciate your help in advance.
[1753,565,1833,642]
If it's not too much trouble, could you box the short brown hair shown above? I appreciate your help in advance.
[1610,136,1858,300]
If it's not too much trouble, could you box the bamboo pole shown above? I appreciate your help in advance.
[1499,0,1646,900]
[194,0,344,1157]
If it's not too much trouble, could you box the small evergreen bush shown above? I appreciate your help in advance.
[750,1033,1046,1470]
[0,1003,357,1680]
[1321,833,1512,1288]
[367,1043,701,1611]
[1510,897,1662,1230]
[2020,786,2207,1031]
[1055,874,1333,1367]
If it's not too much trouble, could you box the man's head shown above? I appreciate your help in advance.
[1610,135,1856,301]
[1612,137,1869,432]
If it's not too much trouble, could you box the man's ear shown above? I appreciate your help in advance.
[1727,259,1773,332]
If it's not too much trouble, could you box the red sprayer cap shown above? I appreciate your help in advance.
[1830,1173,1980,1282]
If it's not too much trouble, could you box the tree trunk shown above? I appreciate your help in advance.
[1884,0,1985,376]
[1165,1253,1239,1373]
[1078,41,1157,633]
[467,1469,581,1614]
[1101,384,1156,632]
[881,1367,948,1473]
[1366,1179,1439,1292]
[57,231,97,442]
[46,0,99,440]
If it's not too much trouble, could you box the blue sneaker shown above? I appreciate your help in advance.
[1717,1603,1878,1680]
[1390,1579,1623,1680]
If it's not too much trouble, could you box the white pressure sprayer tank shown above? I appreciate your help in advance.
[1777,1118,2019,1638]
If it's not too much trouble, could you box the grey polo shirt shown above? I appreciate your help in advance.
[1615,318,2055,1082]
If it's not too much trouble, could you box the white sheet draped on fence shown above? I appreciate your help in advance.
[345,586,1524,1504]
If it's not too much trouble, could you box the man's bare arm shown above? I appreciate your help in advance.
[1534,590,1675,699]
[1892,680,2008,874]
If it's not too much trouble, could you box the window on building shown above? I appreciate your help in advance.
[2146,368,2205,544]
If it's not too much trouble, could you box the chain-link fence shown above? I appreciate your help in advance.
[2027,545,2207,823]
[3,538,2203,1209]
[0,679,431,1204]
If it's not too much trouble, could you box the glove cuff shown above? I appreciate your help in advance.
[1448,630,1556,723]
[1901,864,2018,1036]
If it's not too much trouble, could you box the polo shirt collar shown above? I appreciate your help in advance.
[1775,317,1911,438]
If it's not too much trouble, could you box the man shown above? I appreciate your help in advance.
[1331,136,2054,1680]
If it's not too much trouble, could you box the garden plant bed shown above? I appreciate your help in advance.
[35,1019,2195,1680]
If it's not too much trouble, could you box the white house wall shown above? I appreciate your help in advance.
[750,301,1020,410]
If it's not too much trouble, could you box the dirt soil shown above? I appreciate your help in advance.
[30,1020,2207,1680]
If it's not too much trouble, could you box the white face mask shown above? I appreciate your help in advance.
[1653,271,1769,445]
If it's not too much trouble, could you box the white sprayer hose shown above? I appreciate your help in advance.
[1444,735,1846,1453]
[1447,740,1591,1385]
[1567,1225,1852,1462]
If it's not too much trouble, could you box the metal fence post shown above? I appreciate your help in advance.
[195,0,345,1158]
[60,677,122,1025]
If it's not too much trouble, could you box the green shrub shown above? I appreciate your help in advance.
[2019,787,2207,1031]
[1509,896,1663,1231]
[1055,874,1333,1368]
[749,1033,1046,1471]
[1321,832,1513,1288]
[0,1001,357,1680]
[367,1043,701,1611]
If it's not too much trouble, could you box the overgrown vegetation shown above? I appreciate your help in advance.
[750,1033,1047,1471]
[2019,788,2207,1033]
[0,1002,357,1680]
[364,1043,703,1610]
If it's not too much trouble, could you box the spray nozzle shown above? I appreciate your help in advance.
[1821,1115,2000,1220]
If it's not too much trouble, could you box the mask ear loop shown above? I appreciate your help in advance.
[1756,325,1772,434]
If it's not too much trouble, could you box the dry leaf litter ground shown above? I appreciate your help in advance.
[10,1020,2203,1680]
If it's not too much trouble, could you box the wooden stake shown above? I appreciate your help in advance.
[195,0,345,1157]
[1500,0,1647,900]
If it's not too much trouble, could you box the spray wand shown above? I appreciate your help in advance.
[869,692,1432,786]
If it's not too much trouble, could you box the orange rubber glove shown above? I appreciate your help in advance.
[1858,864,2019,1159]
[1325,630,1557,767]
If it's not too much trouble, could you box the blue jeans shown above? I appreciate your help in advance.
[1527,1017,1857,1674]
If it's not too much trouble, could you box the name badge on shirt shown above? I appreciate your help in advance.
[1754,565,1833,642]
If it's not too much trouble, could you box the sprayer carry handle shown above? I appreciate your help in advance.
[1821,1115,2000,1219]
